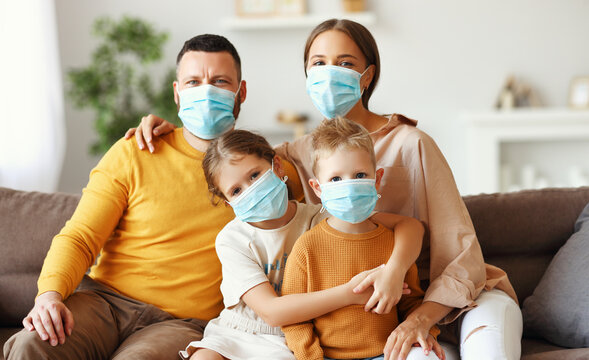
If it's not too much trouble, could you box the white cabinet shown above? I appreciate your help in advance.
[464,109,589,195]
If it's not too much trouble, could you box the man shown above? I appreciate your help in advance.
[4,34,247,360]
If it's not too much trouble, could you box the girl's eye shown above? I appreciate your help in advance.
[250,171,260,181]
[330,176,342,182]
[356,172,367,179]
[231,187,241,197]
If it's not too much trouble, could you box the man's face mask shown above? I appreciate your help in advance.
[177,83,240,140]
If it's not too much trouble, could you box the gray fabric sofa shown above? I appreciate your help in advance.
[2,186,589,359]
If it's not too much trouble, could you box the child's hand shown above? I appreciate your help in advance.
[345,265,383,305]
[353,264,410,314]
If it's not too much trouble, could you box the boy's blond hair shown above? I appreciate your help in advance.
[311,117,376,176]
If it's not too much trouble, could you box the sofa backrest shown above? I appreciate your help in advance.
[463,187,589,304]
[0,187,80,326]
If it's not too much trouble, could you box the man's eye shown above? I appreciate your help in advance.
[330,176,342,182]
[356,173,367,179]
[187,80,198,86]
[214,79,228,84]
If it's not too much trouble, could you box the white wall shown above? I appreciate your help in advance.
[54,0,589,194]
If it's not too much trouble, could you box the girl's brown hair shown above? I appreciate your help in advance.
[303,19,380,109]
[202,130,275,203]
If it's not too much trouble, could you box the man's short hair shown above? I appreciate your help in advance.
[311,116,376,176]
[176,34,242,80]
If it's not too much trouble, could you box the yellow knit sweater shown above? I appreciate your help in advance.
[37,128,235,320]
[282,219,438,360]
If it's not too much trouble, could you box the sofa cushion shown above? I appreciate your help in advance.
[0,187,80,327]
[522,201,589,348]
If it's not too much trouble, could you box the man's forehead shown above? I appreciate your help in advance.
[177,50,238,77]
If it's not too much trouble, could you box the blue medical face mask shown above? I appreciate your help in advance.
[177,84,240,140]
[228,164,289,223]
[306,65,367,119]
[319,178,379,224]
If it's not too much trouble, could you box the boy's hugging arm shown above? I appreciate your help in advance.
[396,264,441,338]
[281,237,324,360]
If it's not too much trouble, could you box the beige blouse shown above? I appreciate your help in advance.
[275,114,517,323]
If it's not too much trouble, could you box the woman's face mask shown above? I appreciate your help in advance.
[306,65,367,119]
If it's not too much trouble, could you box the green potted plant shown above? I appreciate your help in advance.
[68,16,180,155]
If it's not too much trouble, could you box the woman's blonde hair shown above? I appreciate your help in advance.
[311,117,375,176]
[202,130,275,203]
[304,18,380,109]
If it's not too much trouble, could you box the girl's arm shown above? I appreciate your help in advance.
[241,266,379,327]
[356,213,424,314]
[124,114,176,152]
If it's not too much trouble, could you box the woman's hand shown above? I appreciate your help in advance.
[124,114,176,152]
[353,263,410,314]
[383,318,436,360]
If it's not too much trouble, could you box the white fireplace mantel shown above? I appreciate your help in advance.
[463,108,589,195]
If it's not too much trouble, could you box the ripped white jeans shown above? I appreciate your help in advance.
[459,289,523,360]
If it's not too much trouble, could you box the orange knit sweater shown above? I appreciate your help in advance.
[282,219,438,360]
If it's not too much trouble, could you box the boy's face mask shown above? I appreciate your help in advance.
[319,178,379,224]
[177,84,240,140]
[305,65,367,119]
[228,164,288,223]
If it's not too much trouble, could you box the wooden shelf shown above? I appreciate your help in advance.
[221,12,375,30]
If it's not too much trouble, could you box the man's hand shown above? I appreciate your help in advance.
[353,263,410,314]
[124,114,176,153]
[22,291,74,346]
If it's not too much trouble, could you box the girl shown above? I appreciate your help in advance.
[181,129,425,360]
[128,19,522,360]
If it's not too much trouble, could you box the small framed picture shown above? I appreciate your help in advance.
[276,0,306,16]
[569,76,589,109]
[236,0,276,17]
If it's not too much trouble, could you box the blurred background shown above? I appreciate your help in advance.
[1,0,589,195]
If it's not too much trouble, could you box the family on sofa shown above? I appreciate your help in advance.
[4,19,524,360]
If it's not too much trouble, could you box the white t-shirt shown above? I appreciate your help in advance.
[180,201,326,360]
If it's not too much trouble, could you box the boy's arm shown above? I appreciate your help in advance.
[280,240,323,359]
[357,213,424,313]
[242,266,376,327]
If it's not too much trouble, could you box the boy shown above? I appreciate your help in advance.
[281,117,442,360]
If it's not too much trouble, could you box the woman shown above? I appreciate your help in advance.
[126,19,522,360]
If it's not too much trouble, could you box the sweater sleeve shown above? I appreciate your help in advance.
[281,238,324,360]
[37,138,131,299]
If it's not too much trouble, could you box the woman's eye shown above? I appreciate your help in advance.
[231,187,241,197]
[356,173,367,179]
[312,60,325,66]
[330,176,342,182]
[339,61,354,67]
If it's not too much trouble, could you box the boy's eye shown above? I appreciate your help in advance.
[330,176,342,182]
[231,187,241,197]
[355,172,367,179]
